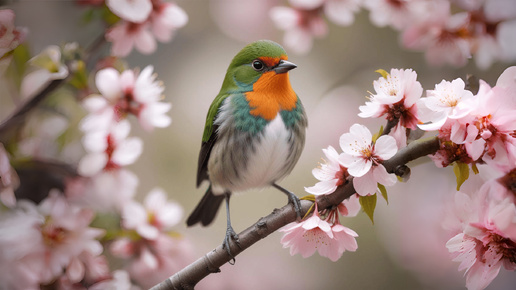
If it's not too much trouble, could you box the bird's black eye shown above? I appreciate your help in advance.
[252,60,264,71]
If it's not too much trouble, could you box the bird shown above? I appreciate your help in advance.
[186,40,307,261]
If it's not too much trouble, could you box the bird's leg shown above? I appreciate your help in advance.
[222,192,240,264]
[273,183,302,221]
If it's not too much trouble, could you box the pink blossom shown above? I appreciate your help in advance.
[359,68,422,130]
[106,0,152,23]
[0,9,27,57]
[66,169,138,213]
[106,21,157,57]
[89,270,138,290]
[446,192,516,289]
[280,208,358,261]
[0,191,104,289]
[150,2,188,43]
[270,6,328,54]
[0,142,18,207]
[110,234,193,288]
[337,193,361,217]
[305,146,349,196]
[323,0,360,27]
[451,80,516,162]
[121,188,183,240]
[81,66,171,132]
[78,120,143,177]
[418,78,474,131]
[401,1,471,67]
[338,124,398,196]
[363,0,430,30]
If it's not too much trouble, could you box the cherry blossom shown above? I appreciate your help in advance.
[418,78,474,131]
[81,66,171,132]
[359,68,423,130]
[305,145,349,196]
[121,188,183,240]
[451,80,516,162]
[0,143,18,207]
[0,9,27,58]
[106,0,152,23]
[105,0,188,57]
[401,1,471,67]
[363,0,430,30]
[106,21,157,57]
[0,191,104,289]
[78,120,143,177]
[338,124,398,196]
[445,183,516,290]
[149,1,188,43]
[270,6,328,54]
[280,207,358,261]
[323,0,360,27]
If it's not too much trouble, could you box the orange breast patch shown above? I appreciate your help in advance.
[245,71,297,121]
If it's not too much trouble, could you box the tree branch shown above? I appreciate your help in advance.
[151,136,441,290]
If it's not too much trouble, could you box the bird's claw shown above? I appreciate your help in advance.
[287,192,302,221]
[222,225,241,265]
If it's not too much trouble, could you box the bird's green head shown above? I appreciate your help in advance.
[220,40,297,93]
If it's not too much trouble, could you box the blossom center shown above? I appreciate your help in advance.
[41,219,67,247]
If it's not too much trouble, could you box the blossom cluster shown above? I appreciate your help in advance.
[83,0,189,57]
[0,3,189,289]
[282,66,516,289]
[364,67,516,289]
[270,0,516,68]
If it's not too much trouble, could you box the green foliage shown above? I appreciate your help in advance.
[372,125,384,143]
[359,194,377,224]
[378,183,388,204]
[375,69,389,79]
[453,162,470,191]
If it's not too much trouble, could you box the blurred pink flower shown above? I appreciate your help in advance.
[110,234,193,288]
[359,68,422,130]
[66,168,138,213]
[121,188,183,240]
[150,2,188,43]
[0,142,18,207]
[280,208,358,261]
[363,0,429,30]
[0,9,27,57]
[0,191,104,289]
[78,120,143,177]
[105,0,187,57]
[106,21,156,57]
[338,124,398,196]
[401,1,471,67]
[418,78,474,131]
[323,0,360,26]
[305,145,349,196]
[106,0,152,23]
[89,270,139,290]
[270,6,328,54]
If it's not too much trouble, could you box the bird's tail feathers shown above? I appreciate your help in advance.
[186,185,225,227]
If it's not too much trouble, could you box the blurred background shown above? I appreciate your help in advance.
[4,0,516,289]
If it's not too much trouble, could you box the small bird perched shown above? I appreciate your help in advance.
[186,40,307,260]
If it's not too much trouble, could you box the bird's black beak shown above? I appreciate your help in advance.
[273,60,297,74]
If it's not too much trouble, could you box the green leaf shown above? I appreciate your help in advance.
[471,163,479,175]
[359,194,377,224]
[378,183,388,204]
[375,69,389,79]
[372,125,384,143]
[453,162,470,191]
